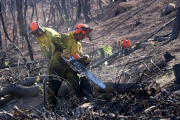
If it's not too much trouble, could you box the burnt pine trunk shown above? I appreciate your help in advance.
[62,0,69,20]
[66,1,71,21]
[56,0,62,17]
[24,0,28,22]
[170,7,180,40]
[81,0,91,23]
[16,0,24,40]
[173,64,180,84]
[0,1,29,67]
[56,0,64,26]
[11,0,17,42]
[77,0,81,18]
[41,2,46,26]
[99,0,102,8]
[47,0,54,27]
[16,0,34,61]
[34,0,38,21]
[31,0,34,22]
[0,17,2,50]
[50,2,55,27]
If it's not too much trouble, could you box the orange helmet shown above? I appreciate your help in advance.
[30,21,44,34]
[30,21,39,32]
[75,23,92,40]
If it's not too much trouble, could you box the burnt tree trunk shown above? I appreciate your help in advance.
[170,7,180,40]
[0,16,2,50]
[0,51,5,67]
[81,0,91,23]
[24,0,28,24]
[22,0,28,49]
[41,2,46,26]
[31,0,34,22]
[99,0,102,8]
[173,64,180,84]
[77,0,81,18]
[34,0,38,21]
[50,1,55,27]
[62,0,69,20]
[11,0,17,42]
[0,1,29,66]
[56,0,62,17]
[100,48,105,59]
[16,0,24,41]
[56,0,64,26]
[16,0,34,61]
[47,1,54,27]
[0,74,160,107]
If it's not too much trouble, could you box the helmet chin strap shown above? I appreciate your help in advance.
[39,25,45,33]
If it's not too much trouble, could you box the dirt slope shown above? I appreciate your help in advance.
[88,0,176,46]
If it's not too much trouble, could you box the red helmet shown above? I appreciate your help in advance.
[75,23,92,40]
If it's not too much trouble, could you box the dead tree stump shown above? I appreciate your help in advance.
[173,64,180,84]
[0,50,5,67]
[100,48,105,59]
[170,7,180,40]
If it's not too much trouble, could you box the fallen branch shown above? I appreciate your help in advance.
[0,76,48,106]
[0,84,42,97]
[20,75,49,86]
[113,79,160,119]
[91,51,122,69]
[127,56,153,65]
[144,104,160,116]
[92,112,136,119]
[0,74,161,107]
[0,60,45,69]
[0,110,15,120]
[0,95,15,106]
[0,79,138,99]
[13,106,32,119]
[145,17,176,42]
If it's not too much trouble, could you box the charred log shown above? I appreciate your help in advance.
[0,111,15,120]
[0,84,42,97]
[173,64,180,84]
[0,74,160,107]
[170,7,180,40]
[161,3,176,17]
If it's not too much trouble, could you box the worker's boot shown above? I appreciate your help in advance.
[69,96,79,108]
[47,76,62,112]
[69,96,88,108]
[80,76,93,101]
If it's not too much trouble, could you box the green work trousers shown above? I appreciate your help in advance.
[47,58,81,110]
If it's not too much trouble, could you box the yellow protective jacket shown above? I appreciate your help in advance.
[36,27,84,67]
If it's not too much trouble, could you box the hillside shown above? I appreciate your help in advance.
[0,0,180,119]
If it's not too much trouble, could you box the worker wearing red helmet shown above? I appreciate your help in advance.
[30,21,93,111]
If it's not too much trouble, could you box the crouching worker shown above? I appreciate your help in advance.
[29,22,93,111]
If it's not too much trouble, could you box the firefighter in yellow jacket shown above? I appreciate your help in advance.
[30,21,92,111]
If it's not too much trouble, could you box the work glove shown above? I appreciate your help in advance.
[62,49,70,59]
[82,55,91,66]
[82,55,90,63]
